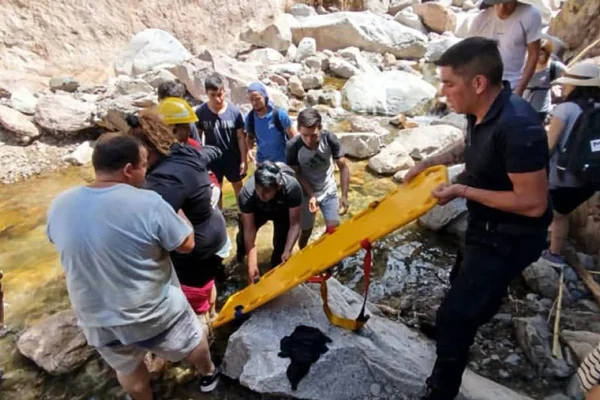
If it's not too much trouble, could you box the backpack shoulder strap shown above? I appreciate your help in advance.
[247,110,255,137]
[273,106,285,136]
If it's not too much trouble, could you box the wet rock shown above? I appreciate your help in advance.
[240,14,295,52]
[432,112,468,131]
[63,140,95,166]
[10,88,38,115]
[288,75,306,98]
[578,299,600,313]
[300,73,324,90]
[17,310,94,375]
[560,330,600,363]
[50,77,80,93]
[290,12,427,59]
[34,94,95,134]
[295,37,317,62]
[513,316,573,378]
[522,261,561,299]
[223,279,534,400]
[140,69,178,89]
[342,71,436,116]
[290,4,318,18]
[499,370,510,379]
[425,35,462,63]
[420,198,468,231]
[0,105,40,144]
[414,2,457,34]
[245,48,286,64]
[338,132,381,159]
[368,140,414,174]
[114,29,192,76]
[328,57,360,79]
[394,7,428,35]
[504,353,522,366]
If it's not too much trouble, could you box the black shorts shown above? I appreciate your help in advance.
[550,187,596,215]
[211,156,244,184]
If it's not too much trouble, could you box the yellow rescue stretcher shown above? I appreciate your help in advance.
[211,165,448,330]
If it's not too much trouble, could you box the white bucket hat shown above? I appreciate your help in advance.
[552,61,600,87]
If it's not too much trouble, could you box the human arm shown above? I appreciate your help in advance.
[241,211,260,283]
[244,113,257,165]
[515,40,541,96]
[404,140,465,182]
[199,145,223,165]
[153,196,195,254]
[327,132,350,215]
[175,210,195,253]
[514,9,543,96]
[282,206,302,262]
[279,109,297,139]
[546,115,565,152]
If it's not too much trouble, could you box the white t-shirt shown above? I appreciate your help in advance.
[469,3,542,89]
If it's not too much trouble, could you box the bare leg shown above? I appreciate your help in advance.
[209,284,217,318]
[231,180,244,208]
[116,361,153,400]
[185,331,215,376]
[549,211,569,255]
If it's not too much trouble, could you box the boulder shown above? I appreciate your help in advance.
[268,63,306,78]
[317,5,329,15]
[240,14,295,52]
[35,94,95,133]
[338,47,379,74]
[328,57,360,79]
[114,29,192,76]
[431,112,467,131]
[0,104,40,144]
[414,3,457,34]
[49,77,80,93]
[392,124,463,159]
[303,55,324,71]
[425,35,462,63]
[16,310,95,375]
[245,48,286,64]
[368,140,414,174]
[109,76,154,96]
[521,261,561,300]
[306,89,342,108]
[394,7,429,34]
[349,116,390,136]
[223,279,533,400]
[94,94,156,132]
[10,88,37,115]
[513,316,573,378]
[419,198,468,231]
[63,140,95,166]
[290,12,427,59]
[560,330,600,363]
[286,44,298,60]
[140,69,178,89]
[296,37,318,62]
[266,86,291,110]
[364,0,391,14]
[288,75,306,98]
[549,0,600,60]
[338,132,381,159]
[341,71,437,116]
[389,0,414,15]
[290,4,318,18]
[300,73,324,90]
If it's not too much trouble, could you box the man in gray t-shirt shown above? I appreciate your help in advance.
[47,133,219,397]
[286,108,350,249]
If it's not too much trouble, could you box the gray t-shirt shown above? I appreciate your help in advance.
[286,130,344,199]
[47,184,192,346]
[549,102,585,189]
[523,61,567,113]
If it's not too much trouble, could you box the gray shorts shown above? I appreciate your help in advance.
[95,308,203,375]
[300,191,340,231]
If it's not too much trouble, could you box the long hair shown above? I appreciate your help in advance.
[127,108,177,156]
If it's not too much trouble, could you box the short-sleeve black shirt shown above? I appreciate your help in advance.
[464,83,552,228]
[238,173,303,215]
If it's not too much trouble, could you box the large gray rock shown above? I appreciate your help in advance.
[108,76,154,96]
[431,112,468,131]
[300,73,325,90]
[394,7,428,34]
[419,198,468,231]
[17,310,95,375]
[337,47,379,74]
[414,2,457,34]
[35,94,95,134]
[522,261,561,299]
[342,71,436,116]
[391,124,463,159]
[223,279,533,400]
[365,0,391,14]
[291,12,427,59]
[114,29,192,76]
[63,140,95,166]
[513,316,573,378]
[296,37,318,62]
[268,63,306,78]
[329,56,360,79]
[425,35,462,63]
[245,48,286,64]
[288,75,306,98]
[389,0,414,15]
[140,69,178,89]
[10,87,38,115]
[0,104,40,144]
[368,140,415,174]
[349,115,390,136]
[560,330,600,363]
[240,14,295,52]
[93,93,156,132]
[290,4,318,18]
[49,77,80,93]
[338,132,381,159]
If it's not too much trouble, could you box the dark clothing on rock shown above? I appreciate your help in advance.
[278,325,332,390]
[144,144,228,287]
[426,83,551,399]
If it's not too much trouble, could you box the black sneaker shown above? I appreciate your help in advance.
[199,366,220,393]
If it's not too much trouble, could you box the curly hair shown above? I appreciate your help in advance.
[127,108,177,156]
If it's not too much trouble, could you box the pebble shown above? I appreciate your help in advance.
[526,293,540,302]
[370,383,382,397]
[493,313,512,324]
[499,369,510,379]
[490,354,500,361]
[468,361,479,370]
[504,354,522,366]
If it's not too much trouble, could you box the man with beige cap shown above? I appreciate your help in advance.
[469,0,542,96]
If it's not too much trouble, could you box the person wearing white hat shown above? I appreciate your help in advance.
[541,61,600,267]
[469,0,542,97]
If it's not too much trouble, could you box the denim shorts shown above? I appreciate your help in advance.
[300,191,340,231]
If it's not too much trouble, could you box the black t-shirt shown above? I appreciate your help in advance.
[195,103,244,160]
[239,172,303,215]
[144,144,228,284]
[464,83,552,228]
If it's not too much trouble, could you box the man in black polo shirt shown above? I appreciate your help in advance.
[405,37,551,399]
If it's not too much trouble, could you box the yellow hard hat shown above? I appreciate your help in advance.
[157,97,198,125]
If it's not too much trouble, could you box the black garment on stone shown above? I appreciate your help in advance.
[278,325,332,390]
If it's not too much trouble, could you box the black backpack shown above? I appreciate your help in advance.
[556,101,600,187]
[247,106,287,140]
